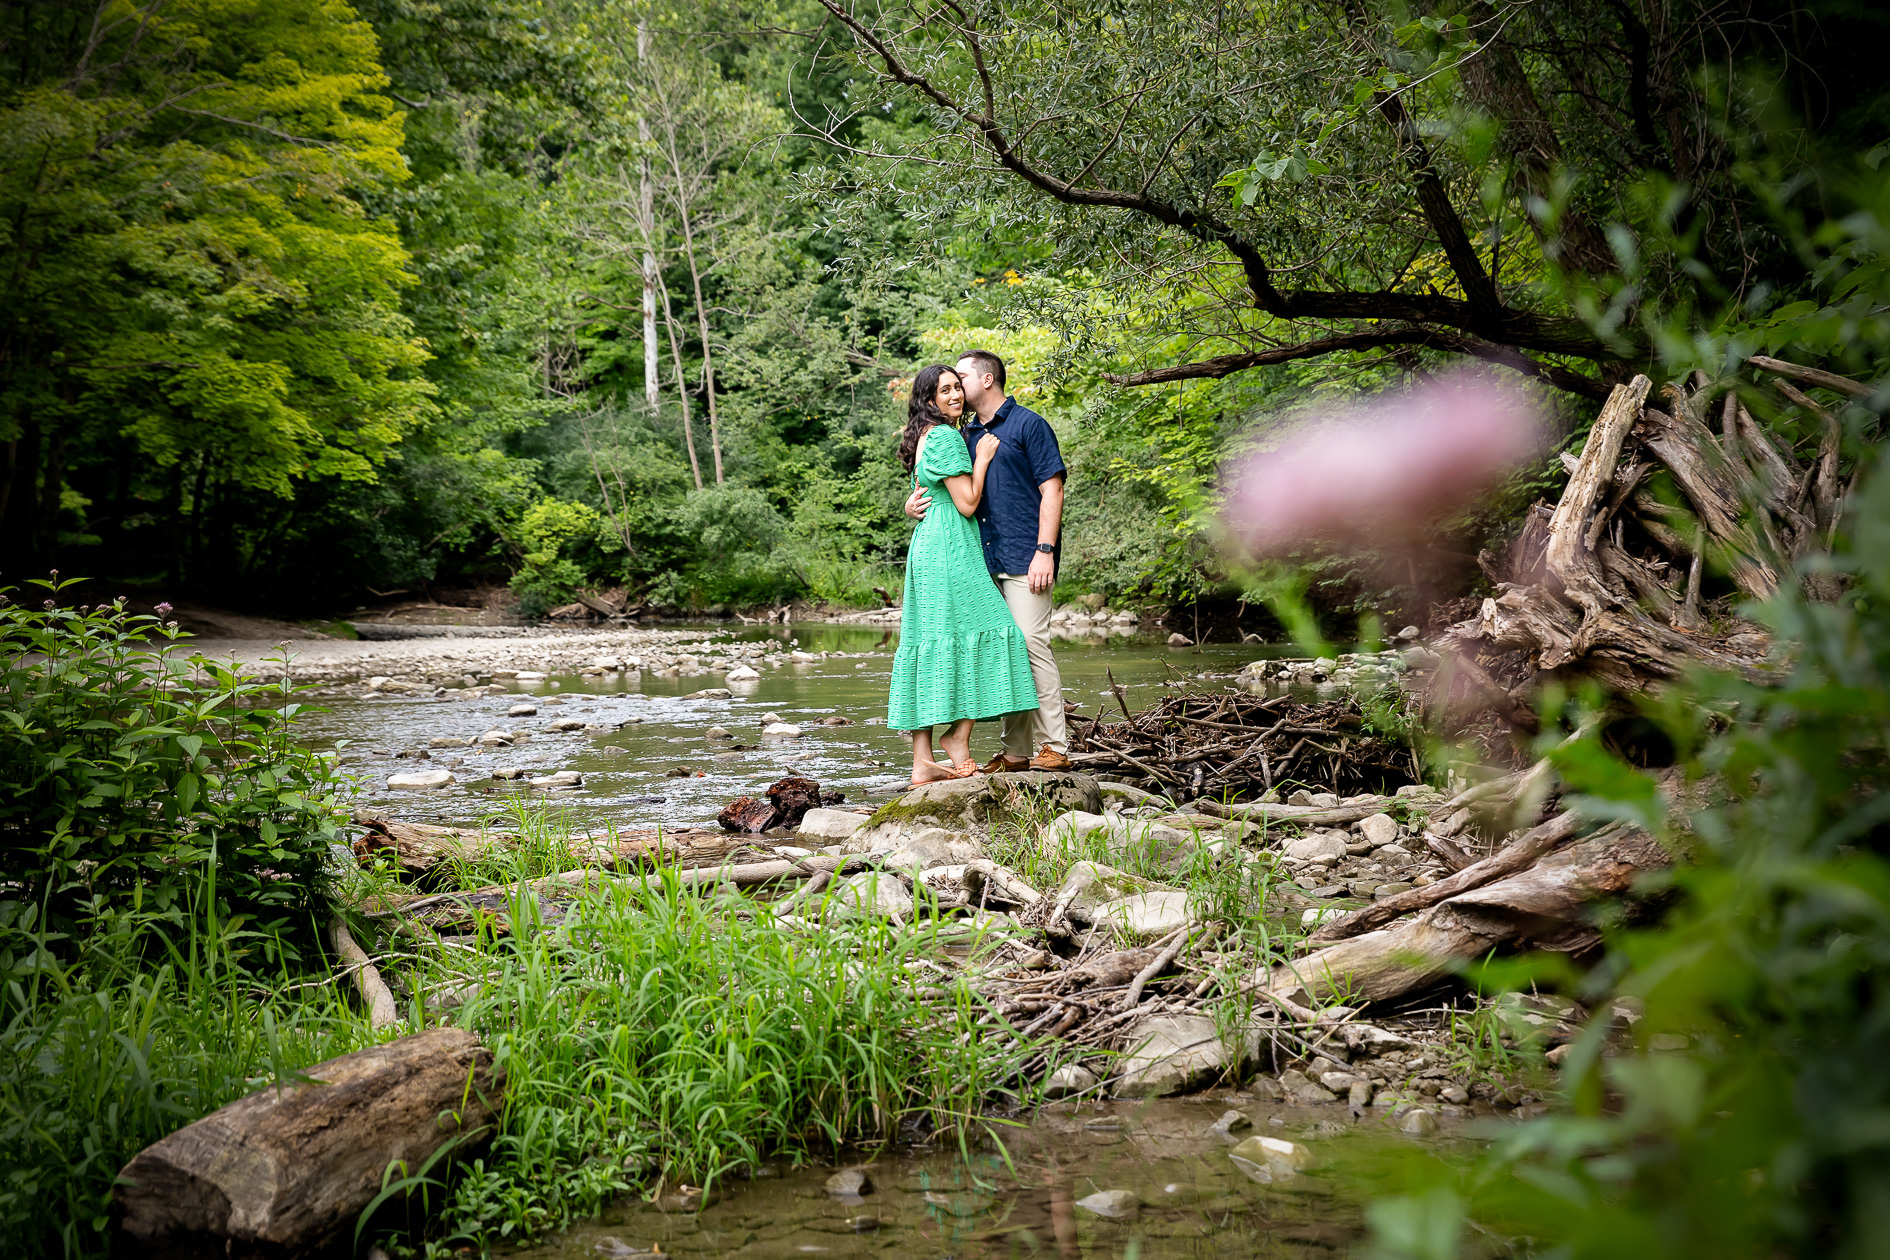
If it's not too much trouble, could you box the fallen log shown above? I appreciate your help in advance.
[1304,810,1581,945]
[114,1027,503,1258]
[1263,822,1668,1006]
[1193,798,1391,828]
[352,811,743,881]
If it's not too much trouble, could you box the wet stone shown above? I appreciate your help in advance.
[1074,1189,1140,1219]
[823,1168,872,1199]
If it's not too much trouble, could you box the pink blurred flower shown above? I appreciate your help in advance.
[1223,371,1547,555]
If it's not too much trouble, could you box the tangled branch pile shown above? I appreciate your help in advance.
[1068,690,1418,800]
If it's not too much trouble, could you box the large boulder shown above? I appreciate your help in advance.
[878,826,985,871]
[1283,831,1349,862]
[826,871,910,920]
[797,808,869,842]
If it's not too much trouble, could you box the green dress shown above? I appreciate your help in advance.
[887,426,1041,732]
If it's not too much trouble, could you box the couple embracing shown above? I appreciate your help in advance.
[885,350,1071,786]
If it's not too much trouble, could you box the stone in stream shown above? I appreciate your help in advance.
[388,769,454,789]
[1043,1063,1099,1099]
[1115,1014,1238,1098]
[507,703,537,717]
[824,1168,873,1200]
[705,726,733,740]
[683,688,732,699]
[490,768,531,781]
[547,718,586,732]
[725,665,760,681]
[476,730,514,746]
[762,712,784,724]
[428,736,470,748]
[1349,1079,1376,1106]
[514,670,546,681]
[1208,1109,1253,1137]
[1277,1069,1338,1104]
[1074,1189,1140,1219]
[1400,1108,1441,1135]
[529,770,582,789]
[1165,632,1193,647]
[820,715,852,726]
[761,722,803,737]
[797,808,869,842]
[1227,1135,1313,1184]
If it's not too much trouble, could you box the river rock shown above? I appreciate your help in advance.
[1337,1023,1415,1055]
[1208,1109,1253,1137]
[1115,1014,1230,1098]
[1043,1063,1099,1098]
[529,770,581,788]
[1278,1069,1338,1104]
[1074,1189,1140,1219]
[428,736,470,748]
[1052,861,1163,924]
[798,808,869,842]
[476,730,514,746]
[824,1168,872,1198]
[726,665,760,681]
[880,827,984,871]
[514,670,546,681]
[1283,831,1349,862]
[503,703,538,719]
[827,871,910,920]
[1400,1108,1440,1135]
[684,688,732,699]
[1355,812,1401,848]
[491,768,530,780]
[1318,1070,1366,1095]
[547,718,586,732]
[706,726,733,739]
[1096,890,1195,939]
[1227,1135,1313,1184]
[1166,633,1193,647]
[388,769,454,789]
[762,722,803,737]
[761,712,783,723]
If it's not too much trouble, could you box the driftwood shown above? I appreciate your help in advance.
[1439,356,1870,725]
[327,917,399,1029]
[352,811,742,882]
[1265,822,1668,1005]
[716,776,827,833]
[114,1028,503,1258]
[1304,809,1581,944]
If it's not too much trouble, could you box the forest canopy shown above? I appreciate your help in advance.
[3,0,1885,624]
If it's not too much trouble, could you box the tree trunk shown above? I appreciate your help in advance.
[113,1028,503,1259]
[1262,823,1668,1006]
[350,813,741,882]
[638,20,660,415]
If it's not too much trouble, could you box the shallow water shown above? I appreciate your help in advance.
[503,1094,1408,1259]
[301,625,1294,832]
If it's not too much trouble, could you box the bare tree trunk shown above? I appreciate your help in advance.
[658,278,705,491]
[638,20,660,416]
[665,132,724,484]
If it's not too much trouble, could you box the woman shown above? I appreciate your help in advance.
[886,365,1040,784]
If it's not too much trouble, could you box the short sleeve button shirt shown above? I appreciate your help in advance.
[961,396,1067,577]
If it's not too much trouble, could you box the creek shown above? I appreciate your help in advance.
[302,624,1292,832]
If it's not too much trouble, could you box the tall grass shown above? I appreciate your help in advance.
[407,870,1040,1249]
[0,925,365,1255]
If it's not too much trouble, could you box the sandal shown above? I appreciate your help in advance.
[954,757,981,777]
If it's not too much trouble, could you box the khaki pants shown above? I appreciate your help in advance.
[994,573,1068,757]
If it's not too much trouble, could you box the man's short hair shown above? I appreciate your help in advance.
[955,349,1006,392]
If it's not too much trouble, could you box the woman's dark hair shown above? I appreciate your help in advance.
[898,365,962,472]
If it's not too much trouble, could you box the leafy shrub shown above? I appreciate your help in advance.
[0,579,346,975]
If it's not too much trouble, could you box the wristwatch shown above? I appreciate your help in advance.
[1036,543,1056,553]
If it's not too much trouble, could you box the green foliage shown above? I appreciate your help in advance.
[0,580,346,974]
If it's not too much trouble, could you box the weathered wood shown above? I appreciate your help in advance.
[114,1028,504,1259]
[327,917,398,1029]
[1636,405,1780,599]
[1545,376,1651,608]
[1266,823,1666,1005]
[353,812,743,880]
[1749,354,1875,400]
[1305,810,1581,944]
[1192,799,1387,828]
[1774,379,1846,533]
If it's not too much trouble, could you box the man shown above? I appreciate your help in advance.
[904,348,1070,771]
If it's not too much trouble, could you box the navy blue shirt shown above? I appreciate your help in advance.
[962,397,1067,577]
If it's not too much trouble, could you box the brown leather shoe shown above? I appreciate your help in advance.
[1029,745,1072,771]
[979,753,1031,774]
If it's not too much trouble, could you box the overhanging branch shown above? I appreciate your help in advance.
[1103,328,1609,400]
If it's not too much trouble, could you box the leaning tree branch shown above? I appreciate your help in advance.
[1373,91,1503,317]
[1102,327,1609,399]
[814,0,1621,376]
